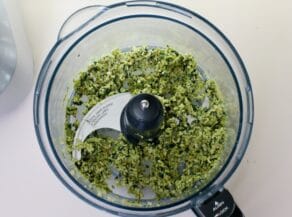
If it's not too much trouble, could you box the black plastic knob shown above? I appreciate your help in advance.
[120,93,164,144]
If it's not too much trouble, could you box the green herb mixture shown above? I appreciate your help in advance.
[65,47,227,200]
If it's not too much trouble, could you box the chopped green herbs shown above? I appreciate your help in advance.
[65,47,227,199]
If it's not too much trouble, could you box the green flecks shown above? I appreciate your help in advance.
[65,46,227,200]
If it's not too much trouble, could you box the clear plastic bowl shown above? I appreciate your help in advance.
[33,1,254,216]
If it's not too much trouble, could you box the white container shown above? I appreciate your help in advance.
[0,0,33,114]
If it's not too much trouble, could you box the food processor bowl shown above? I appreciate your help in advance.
[33,1,253,216]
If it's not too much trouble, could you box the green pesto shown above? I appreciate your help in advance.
[65,47,227,200]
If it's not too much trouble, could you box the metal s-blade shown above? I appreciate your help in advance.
[73,92,132,160]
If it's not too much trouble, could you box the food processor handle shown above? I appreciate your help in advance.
[57,5,107,41]
[191,188,244,217]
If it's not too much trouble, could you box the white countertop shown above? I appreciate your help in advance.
[1,0,292,216]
